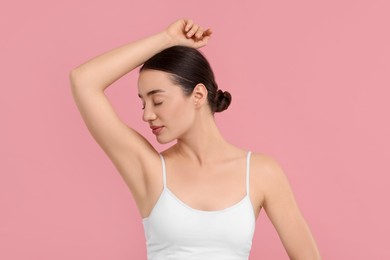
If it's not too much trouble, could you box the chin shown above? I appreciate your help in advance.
[156,136,176,144]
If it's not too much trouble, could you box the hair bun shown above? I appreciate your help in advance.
[215,89,232,113]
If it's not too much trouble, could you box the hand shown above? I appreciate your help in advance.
[165,19,212,49]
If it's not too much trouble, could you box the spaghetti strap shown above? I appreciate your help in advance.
[246,151,252,196]
[159,154,167,188]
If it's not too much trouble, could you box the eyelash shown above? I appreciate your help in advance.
[141,102,163,110]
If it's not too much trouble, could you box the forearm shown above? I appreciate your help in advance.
[70,31,174,92]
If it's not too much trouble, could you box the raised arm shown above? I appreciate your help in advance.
[70,19,212,92]
[69,19,212,215]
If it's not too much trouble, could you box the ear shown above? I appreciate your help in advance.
[192,83,208,108]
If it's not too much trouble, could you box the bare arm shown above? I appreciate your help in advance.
[69,31,172,92]
[69,19,212,214]
[70,19,212,92]
[257,155,321,259]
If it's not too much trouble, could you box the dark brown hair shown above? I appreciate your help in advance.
[140,46,231,113]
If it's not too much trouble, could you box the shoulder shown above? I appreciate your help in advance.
[249,152,291,201]
[250,152,286,178]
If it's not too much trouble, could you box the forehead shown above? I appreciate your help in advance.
[137,70,175,95]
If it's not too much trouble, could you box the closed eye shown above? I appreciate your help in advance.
[141,102,163,110]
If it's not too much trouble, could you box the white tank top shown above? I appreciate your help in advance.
[142,152,256,260]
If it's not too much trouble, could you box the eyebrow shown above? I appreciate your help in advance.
[138,89,165,98]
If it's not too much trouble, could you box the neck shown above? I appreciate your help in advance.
[172,112,233,166]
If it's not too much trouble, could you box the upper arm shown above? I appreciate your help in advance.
[257,155,321,260]
[69,71,158,199]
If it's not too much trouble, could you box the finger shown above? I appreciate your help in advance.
[193,36,211,48]
[184,19,194,32]
[195,27,204,39]
[186,24,199,38]
[195,28,212,42]
[194,33,212,48]
[203,28,213,36]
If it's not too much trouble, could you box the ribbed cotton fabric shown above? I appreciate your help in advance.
[142,152,256,260]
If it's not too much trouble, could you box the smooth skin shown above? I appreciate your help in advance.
[70,19,321,259]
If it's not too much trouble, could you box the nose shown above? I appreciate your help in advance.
[142,106,157,122]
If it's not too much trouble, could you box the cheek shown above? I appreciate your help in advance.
[167,97,194,124]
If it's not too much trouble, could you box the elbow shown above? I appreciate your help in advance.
[68,68,104,92]
[69,69,79,88]
[69,68,90,89]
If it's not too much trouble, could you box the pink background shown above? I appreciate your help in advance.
[1,0,389,259]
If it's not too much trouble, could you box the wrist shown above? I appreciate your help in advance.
[157,30,177,49]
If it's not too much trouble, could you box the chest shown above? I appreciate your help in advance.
[165,163,248,212]
[143,189,256,259]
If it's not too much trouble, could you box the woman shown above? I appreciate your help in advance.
[70,19,321,259]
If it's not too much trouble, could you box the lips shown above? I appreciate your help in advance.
[150,125,164,135]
